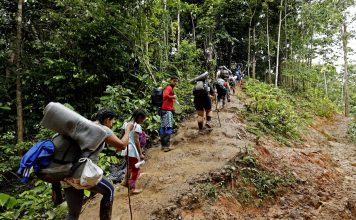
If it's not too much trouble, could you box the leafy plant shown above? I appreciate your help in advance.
[349,120,356,143]
[0,181,67,220]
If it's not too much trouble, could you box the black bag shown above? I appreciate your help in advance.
[152,87,164,107]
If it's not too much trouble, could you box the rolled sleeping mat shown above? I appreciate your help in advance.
[40,102,107,151]
[189,72,209,84]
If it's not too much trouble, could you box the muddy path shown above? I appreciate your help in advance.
[80,95,252,220]
[80,92,356,220]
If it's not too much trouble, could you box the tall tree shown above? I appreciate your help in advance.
[275,0,283,87]
[342,21,350,117]
[15,0,24,142]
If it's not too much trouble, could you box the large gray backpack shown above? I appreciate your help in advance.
[36,102,107,183]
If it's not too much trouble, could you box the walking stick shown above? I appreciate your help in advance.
[215,94,221,127]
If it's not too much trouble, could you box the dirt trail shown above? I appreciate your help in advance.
[80,95,251,220]
[80,93,356,220]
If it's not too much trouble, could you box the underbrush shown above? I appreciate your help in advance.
[242,79,336,141]
[349,120,356,143]
[0,182,67,220]
[197,147,296,206]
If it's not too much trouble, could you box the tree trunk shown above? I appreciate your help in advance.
[342,21,349,117]
[177,0,180,51]
[284,0,288,61]
[247,27,251,77]
[275,0,283,87]
[247,8,256,78]
[162,0,169,66]
[252,25,256,79]
[190,12,196,43]
[15,0,24,143]
[267,12,272,83]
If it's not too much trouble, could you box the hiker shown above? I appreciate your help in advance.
[121,109,147,195]
[229,75,236,95]
[160,75,179,152]
[63,109,133,220]
[192,73,215,132]
[217,65,232,79]
[235,64,242,87]
[214,77,227,109]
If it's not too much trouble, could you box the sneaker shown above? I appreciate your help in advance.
[205,123,212,129]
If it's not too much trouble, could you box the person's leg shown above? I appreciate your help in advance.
[161,111,174,151]
[204,96,213,128]
[163,132,172,151]
[127,157,141,193]
[194,96,204,130]
[205,109,212,128]
[197,110,204,130]
[51,182,63,206]
[89,177,115,220]
[160,111,171,151]
[64,187,84,220]
[217,92,223,108]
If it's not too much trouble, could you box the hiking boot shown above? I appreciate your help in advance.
[162,146,174,152]
[130,188,143,195]
[205,123,212,129]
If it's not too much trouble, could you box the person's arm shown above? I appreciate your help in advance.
[104,123,133,151]
[163,86,176,100]
[134,132,144,159]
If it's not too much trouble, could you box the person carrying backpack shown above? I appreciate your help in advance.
[63,109,133,220]
[192,74,215,132]
[160,75,179,152]
[214,77,227,109]
[235,64,242,87]
[120,109,147,195]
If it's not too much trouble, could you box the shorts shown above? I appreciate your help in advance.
[194,95,212,111]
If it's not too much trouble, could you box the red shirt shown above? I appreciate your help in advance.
[161,85,175,110]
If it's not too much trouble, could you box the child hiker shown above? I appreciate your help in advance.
[121,109,147,195]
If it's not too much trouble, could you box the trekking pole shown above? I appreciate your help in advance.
[215,94,221,127]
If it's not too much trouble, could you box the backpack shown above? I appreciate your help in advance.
[193,81,209,96]
[35,135,83,183]
[152,88,164,107]
[17,140,55,183]
[19,102,106,183]
[220,70,229,79]
[139,131,147,148]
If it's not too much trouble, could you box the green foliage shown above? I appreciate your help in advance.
[349,120,356,143]
[240,168,295,199]
[197,149,296,205]
[244,79,300,138]
[198,183,220,200]
[0,141,32,186]
[0,181,67,220]
[0,193,17,210]
[244,79,337,140]
[296,89,337,118]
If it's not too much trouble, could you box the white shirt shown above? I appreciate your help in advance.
[121,122,142,159]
